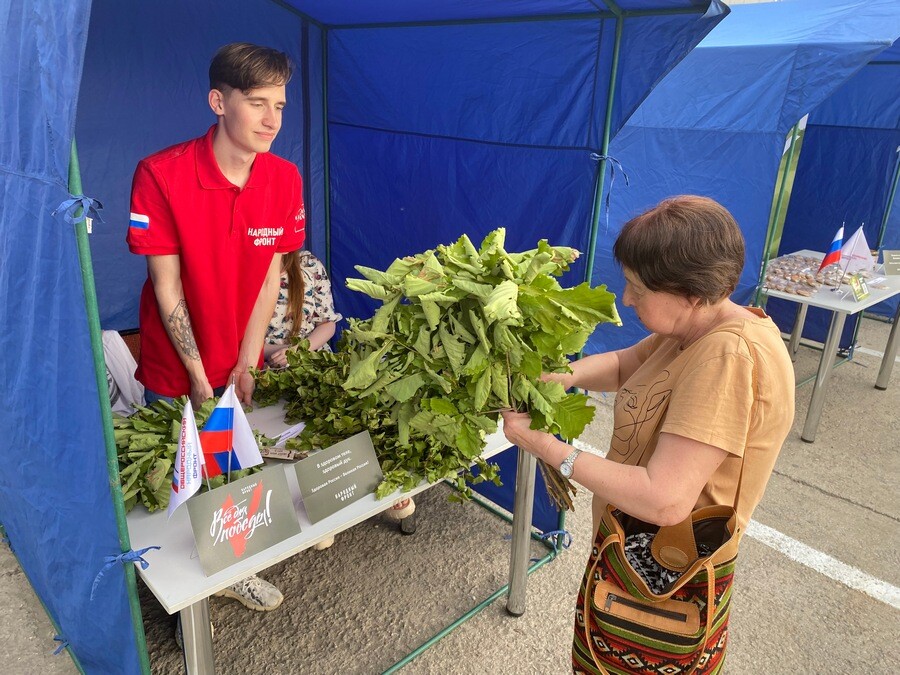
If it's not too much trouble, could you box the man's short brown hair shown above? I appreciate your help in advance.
[613,195,746,304]
[209,43,292,92]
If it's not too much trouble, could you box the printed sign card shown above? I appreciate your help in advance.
[848,273,870,302]
[187,466,300,576]
[882,250,900,276]
[293,431,384,524]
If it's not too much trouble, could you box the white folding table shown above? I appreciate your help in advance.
[761,249,900,442]
[126,404,536,674]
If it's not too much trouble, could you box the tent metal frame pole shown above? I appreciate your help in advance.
[322,29,333,272]
[68,139,152,675]
[876,147,900,250]
[754,121,801,308]
[585,14,624,286]
[332,3,708,31]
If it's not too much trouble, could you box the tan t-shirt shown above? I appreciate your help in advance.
[601,307,794,534]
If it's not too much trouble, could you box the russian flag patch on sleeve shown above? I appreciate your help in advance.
[129,212,150,230]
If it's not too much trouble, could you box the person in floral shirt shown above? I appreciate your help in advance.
[264,249,342,367]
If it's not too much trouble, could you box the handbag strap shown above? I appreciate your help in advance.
[713,327,760,515]
[583,535,717,675]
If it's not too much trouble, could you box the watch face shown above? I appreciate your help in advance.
[560,462,574,478]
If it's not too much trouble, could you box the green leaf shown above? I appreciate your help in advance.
[463,344,490,376]
[449,314,476,344]
[468,309,491,352]
[455,423,482,459]
[451,278,493,298]
[483,280,520,324]
[490,361,510,407]
[384,373,427,402]
[343,342,392,390]
[404,275,440,297]
[412,324,431,357]
[353,265,401,286]
[372,295,401,333]
[520,349,542,380]
[473,366,491,410]
[421,299,441,329]
[345,278,396,301]
[551,393,596,440]
[428,398,459,416]
[145,457,172,493]
[438,323,466,376]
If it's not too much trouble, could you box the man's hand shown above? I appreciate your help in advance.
[231,368,255,406]
[189,377,214,409]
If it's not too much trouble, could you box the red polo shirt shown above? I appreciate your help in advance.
[127,125,305,396]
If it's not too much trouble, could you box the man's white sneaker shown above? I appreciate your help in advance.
[213,574,283,611]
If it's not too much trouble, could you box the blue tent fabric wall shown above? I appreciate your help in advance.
[584,0,900,355]
[319,7,726,530]
[0,1,142,672]
[772,38,900,348]
[3,0,725,669]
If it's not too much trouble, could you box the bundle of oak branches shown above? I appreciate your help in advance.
[254,228,619,508]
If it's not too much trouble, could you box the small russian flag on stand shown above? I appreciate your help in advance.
[817,227,844,272]
[199,385,263,479]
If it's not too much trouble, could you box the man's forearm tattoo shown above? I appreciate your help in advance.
[167,299,200,360]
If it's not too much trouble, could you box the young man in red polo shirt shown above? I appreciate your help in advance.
[127,43,304,614]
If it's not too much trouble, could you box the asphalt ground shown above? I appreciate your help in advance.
[1,316,897,674]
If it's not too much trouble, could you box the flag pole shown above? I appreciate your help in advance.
[199,398,213,493]
[226,376,235,484]
[836,222,862,290]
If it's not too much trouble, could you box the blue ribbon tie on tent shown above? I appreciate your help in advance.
[52,635,69,656]
[52,194,104,225]
[527,529,573,562]
[590,153,630,234]
[90,546,161,600]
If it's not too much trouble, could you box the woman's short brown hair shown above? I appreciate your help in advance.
[209,43,292,92]
[613,195,745,304]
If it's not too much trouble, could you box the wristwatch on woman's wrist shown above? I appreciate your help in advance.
[559,448,582,478]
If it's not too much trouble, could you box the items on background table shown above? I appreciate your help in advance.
[766,225,880,297]
[765,249,878,297]
[764,254,842,296]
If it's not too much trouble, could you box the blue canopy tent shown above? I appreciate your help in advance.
[1,0,724,672]
[770,37,900,351]
[582,0,900,354]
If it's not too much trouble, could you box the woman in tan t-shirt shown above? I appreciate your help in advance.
[502,195,795,673]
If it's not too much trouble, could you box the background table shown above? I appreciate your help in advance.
[761,250,900,441]
[127,403,531,674]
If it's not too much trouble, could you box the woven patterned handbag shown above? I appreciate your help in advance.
[573,504,741,675]
[573,330,757,675]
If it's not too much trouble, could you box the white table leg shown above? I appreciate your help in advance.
[506,448,536,616]
[789,303,809,362]
[180,598,216,674]
[875,303,900,390]
[801,311,847,443]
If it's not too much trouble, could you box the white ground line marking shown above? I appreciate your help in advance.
[570,439,900,610]
[746,520,900,610]
[855,345,900,363]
